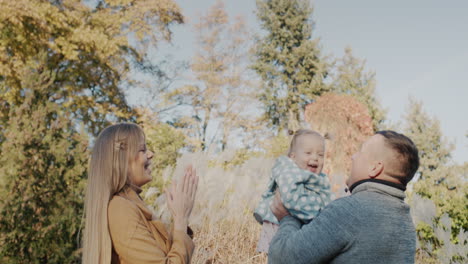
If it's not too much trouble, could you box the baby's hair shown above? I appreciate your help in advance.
[287,129,330,156]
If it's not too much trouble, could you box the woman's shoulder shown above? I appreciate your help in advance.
[108,195,140,221]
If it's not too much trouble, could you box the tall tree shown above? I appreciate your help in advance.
[0,0,184,262]
[252,0,329,133]
[403,99,466,252]
[304,93,374,195]
[135,107,186,199]
[168,1,255,151]
[217,15,257,151]
[331,47,386,131]
[0,0,184,136]
[404,98,453,183]
[0,55,88,263]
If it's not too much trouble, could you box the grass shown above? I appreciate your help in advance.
[145,151,467,264]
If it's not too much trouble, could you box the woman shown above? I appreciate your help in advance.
[82,123,198,264]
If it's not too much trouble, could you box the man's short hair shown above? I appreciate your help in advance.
[376,130,420,185]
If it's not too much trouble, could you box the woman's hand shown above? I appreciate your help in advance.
[166,165,199,232]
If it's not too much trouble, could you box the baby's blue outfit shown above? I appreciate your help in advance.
[254,156,332,225]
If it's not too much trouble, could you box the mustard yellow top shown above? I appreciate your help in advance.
[108,186,194,264]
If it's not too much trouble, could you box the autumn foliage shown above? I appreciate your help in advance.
[305,93,374,193]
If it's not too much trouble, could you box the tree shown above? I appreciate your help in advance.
[252,0,329,133]
[331,47,386,131]
[0,55,88,263]
[404,99,466,259]
[135,107,186,199]
[0,0,184,262]
[404,98,453,183]
[216,14,258,151]
[304,93,374,195]
[0,0,184,136]
[168,0,256,151]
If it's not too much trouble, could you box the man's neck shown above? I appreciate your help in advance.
[349,178,406,193]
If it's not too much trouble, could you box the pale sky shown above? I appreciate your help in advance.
[136,0,468,164]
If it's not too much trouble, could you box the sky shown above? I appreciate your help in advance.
[138,0,468,164]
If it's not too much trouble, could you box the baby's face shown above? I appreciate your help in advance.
[290,134,325,174]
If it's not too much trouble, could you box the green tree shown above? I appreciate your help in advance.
[404,98,453,182]
[252,0,329,133]
[0,0,184,136]
[404,98,466,260]
[331,47,386,131]
[0,0,184,262]
[0,55,88,263]
[136,107,186,199]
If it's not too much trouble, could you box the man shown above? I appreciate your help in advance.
[268,131,420,264]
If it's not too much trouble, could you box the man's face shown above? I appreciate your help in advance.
[347,134,385,187]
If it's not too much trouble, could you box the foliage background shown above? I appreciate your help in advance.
[0,0,466,263]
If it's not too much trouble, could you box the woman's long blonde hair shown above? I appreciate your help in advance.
[82,123,144,264]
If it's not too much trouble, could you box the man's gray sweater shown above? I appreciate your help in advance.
[268,180,416,264]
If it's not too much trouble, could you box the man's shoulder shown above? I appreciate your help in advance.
[318,194,374,220]
[318,195,357,218]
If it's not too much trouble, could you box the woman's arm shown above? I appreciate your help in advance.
[108,165,198,264]
[108,197,194,264]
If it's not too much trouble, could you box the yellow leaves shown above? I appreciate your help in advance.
[0,0,184,137]
[107,0,134,6]
[54,37,79,60]
[124,0,183,41]
[0,0,183,75]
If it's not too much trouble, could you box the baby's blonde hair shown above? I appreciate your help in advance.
[287,129,329,156]
[82,123,144,264]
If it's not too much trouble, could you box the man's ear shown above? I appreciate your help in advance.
[368,161,384,178]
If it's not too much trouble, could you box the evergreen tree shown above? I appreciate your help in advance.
[332,47,386,131]
[252,0,329,133]
[404,98,466,255]
[404,98,453,183]
[0,55,88,263]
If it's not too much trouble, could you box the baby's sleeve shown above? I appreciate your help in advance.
[276,172,326,222]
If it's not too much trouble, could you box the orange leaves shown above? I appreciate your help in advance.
[305,92,374,178]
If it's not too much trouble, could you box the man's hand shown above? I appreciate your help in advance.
[270,191,290,222]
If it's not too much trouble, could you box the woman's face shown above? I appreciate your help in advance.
[128,139,154,187]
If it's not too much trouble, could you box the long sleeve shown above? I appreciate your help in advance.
[268,200,355,264]
[108,196,194,264]
[276,170,329,221]
[254,156,331,224]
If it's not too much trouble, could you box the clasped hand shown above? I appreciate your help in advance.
[166,165,199,232]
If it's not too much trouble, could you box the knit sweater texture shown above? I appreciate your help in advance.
[268,180,416,264]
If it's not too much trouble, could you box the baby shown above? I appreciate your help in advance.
[254,129,332,253]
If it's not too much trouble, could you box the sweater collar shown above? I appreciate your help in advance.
[118,185,153,220]
[350,179,406,199]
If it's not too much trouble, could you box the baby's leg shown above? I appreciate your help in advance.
[256,221,280,253]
